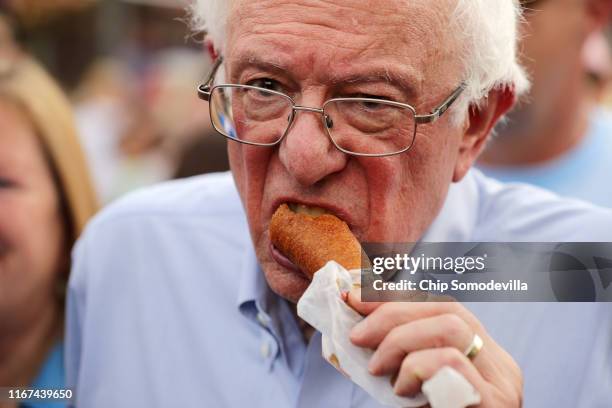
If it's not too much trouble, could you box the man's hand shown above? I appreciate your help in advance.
[346,290,523,407]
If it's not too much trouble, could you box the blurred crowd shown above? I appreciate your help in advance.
[0,0,611,406]
[1,0,228,204]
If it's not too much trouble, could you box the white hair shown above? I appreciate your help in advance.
[189,0,529,124]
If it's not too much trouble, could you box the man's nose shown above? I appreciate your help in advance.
[278,109,348,186]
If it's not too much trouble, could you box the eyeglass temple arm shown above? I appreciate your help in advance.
[197,56,225,102]
[415,83,466,124]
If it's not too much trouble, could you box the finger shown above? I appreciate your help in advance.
[368,314,473,376]
[346,287,385,316]
[392,347,489,398]
[350,301,476,349]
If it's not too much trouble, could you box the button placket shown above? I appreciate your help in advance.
[255,307,280,370]
[257,311,271,328]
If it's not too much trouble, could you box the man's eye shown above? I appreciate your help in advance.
[248,78,284,92]
[351,94,395,110]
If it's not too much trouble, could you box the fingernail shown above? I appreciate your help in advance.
[350,320,367,340]
[368,353,380,375]
[393,380,402,395]
[340,291,349,302]
[349,287,361,302]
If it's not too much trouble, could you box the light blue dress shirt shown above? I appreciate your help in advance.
[479,109,612,207]
[66,169,612,407]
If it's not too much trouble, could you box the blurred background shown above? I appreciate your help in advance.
[0,0,229,204]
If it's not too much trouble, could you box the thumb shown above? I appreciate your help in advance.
[345,287,384,316]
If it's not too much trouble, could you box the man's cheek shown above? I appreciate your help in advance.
[361,157,405,207]
[228,143,245,198]
[229,143,274,224]
[229,143,266,186]
[357,157,405,239]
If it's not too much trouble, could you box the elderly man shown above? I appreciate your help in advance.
[66,1,612,407]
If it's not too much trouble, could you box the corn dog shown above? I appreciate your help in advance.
[270,203,362,278]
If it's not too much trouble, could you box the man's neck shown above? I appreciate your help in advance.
[0,304,60,386]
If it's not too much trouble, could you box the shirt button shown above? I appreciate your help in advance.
[260,342,271,359]
[256,312,270,328]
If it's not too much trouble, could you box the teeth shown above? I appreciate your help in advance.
[288,203,329,217]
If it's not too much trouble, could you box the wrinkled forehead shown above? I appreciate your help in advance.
[225,0,462,94]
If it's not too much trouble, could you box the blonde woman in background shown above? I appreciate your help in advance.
[0,49,98,406]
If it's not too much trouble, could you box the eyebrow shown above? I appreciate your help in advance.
[229,53,291,82]
[329,69,420,99]
[228,52,422,99]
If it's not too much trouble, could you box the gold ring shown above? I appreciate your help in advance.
[464,333,484,360]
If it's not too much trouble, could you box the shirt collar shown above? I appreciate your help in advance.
[236,241,273,313]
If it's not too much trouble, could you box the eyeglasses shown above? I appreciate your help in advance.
[197,57,465,157]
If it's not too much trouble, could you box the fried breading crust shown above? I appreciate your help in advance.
[269,203,362,278]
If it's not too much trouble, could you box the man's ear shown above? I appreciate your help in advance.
[452,87,515,182]
[205,40,219,61]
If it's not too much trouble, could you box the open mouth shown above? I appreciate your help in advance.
[286,203,330,217]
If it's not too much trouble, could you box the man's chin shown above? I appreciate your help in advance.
[259,258,311,304]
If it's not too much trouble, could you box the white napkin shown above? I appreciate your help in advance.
[297,261,481,408]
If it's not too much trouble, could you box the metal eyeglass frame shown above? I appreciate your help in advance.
[197,56,466,157]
